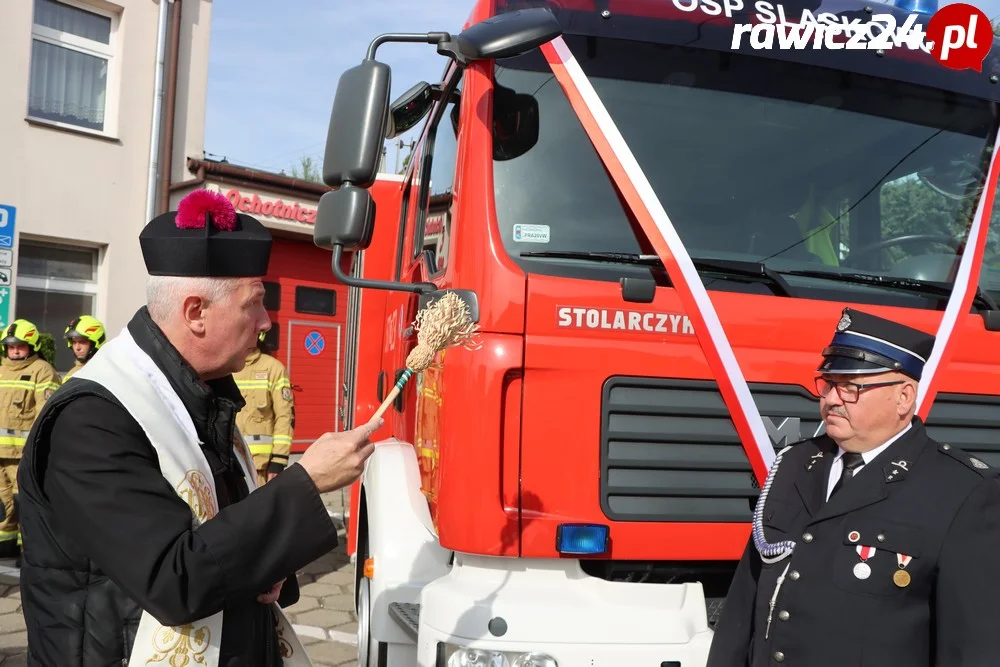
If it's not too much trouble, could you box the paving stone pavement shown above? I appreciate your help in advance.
[0,485,359,667]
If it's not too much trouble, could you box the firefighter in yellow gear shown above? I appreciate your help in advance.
[62,315,106,379]
[234,331,294,486]
[0,319,60,558]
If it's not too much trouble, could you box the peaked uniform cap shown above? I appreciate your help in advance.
[140,189,272,278]
[817,307,935,381]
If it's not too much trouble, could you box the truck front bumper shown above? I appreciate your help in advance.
[416,553,715,667]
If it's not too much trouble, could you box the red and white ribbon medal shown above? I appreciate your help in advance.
[854,545,876,580]
[894,553,912,588]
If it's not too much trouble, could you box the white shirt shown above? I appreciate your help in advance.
[825,422,913,501]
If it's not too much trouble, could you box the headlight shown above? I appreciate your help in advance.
[442,645,558,667]
[512,654,558,667]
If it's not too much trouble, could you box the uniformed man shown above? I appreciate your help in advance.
[707,307,1000,667]
[62,315,106,379]
[234,331,294,485]
[17,189,381,667]
[0,319,60,559]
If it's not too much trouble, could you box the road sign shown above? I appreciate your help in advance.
[304,331,325,356]
[0,206,16,250]
[0,269,11,287]
[0,249,11,268]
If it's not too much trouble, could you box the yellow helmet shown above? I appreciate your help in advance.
[65,315,106,349]
[2,319,41,352]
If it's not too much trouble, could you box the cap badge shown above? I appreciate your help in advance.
[837,313,852,332]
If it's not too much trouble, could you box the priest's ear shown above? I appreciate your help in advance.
[181,294,209,335]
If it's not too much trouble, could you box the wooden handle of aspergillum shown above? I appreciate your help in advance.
[368,368,414,425]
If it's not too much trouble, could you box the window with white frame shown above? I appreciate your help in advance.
[16,241,101,373]
[28,0,118,134]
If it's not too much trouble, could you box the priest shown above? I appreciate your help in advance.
[17,189,380,666]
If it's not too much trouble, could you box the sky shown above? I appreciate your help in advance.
[203,0,472,177]
[203,0,1000,178]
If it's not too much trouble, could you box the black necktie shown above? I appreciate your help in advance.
[830,452,865,498]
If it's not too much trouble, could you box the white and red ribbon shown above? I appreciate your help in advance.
[857,545,877,561]
[541,36,775,484]
[541,34,1000,473]
[916,131,1000,420]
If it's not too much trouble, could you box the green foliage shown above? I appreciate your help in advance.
[878,175,1000,266]
[288,156,324,184]
[37,332,56,366]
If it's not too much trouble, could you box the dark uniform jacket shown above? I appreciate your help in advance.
[17,307,340,666]
[707,417,1000,667]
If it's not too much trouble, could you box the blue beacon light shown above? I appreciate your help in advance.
[893,0,938,16]
[556,524,610,555]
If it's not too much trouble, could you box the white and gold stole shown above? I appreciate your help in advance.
[74,328,313,666]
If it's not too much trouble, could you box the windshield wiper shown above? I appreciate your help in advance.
[518,251,794,297]
[781,270,999,311]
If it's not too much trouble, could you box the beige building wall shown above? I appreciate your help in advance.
[0,0,212,373]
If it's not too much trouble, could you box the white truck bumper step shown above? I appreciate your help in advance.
[388,601,420,641]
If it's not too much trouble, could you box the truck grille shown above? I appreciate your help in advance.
[599,377,1000,523]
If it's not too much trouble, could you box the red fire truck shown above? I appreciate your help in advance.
[314,0,1000,664]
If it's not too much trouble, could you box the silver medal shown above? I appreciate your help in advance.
[853,562,871,579]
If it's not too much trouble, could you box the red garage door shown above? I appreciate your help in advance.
[286,320,341,448]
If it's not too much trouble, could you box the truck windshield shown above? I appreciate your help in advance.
[491,35,1000,307]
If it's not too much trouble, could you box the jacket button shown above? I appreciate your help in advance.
[802,532,813,543]
[789,570,800,580]
[778,610,790,621]
[774,651,785,662]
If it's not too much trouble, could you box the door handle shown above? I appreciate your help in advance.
[377,371,386,402]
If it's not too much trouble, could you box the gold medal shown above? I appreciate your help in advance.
[894,552,912,588]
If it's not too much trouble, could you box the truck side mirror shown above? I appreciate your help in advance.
[322,60,391,189]
[446,7,563,62]
[491,82,539,161]
[386,82,434,139]
[314,186,375,252]
[314,182,435,295]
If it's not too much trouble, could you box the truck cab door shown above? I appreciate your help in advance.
[387,69,463,500]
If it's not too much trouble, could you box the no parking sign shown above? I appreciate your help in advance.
[304,331,325,356]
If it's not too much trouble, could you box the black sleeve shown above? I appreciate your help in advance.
[43,395,338,627]
[934,476,1000,665]
[278,570,300,609]
[706,537,760,667]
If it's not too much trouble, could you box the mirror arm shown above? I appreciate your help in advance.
[331,244,436,294]
[366,32,453,60]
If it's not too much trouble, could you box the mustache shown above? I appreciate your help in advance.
[825,407,848,419]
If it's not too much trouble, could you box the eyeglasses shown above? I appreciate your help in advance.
[814,377,905,404]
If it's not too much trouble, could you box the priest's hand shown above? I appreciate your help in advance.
[257,578,285,604]
[299,419,383,493]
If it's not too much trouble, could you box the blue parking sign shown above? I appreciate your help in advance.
[0,206,16,249]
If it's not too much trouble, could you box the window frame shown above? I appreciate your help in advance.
[27,0,121,139]
[16,239,102,372]
[17,239,101,297]
[411,68,463,279]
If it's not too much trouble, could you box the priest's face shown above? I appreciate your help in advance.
[208,278,270,376]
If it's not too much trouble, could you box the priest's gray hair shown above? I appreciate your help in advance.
[145,275,241,324]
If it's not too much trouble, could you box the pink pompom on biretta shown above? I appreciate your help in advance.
[175,189,237,231]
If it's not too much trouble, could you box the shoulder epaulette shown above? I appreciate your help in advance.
[939,442,999,477]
